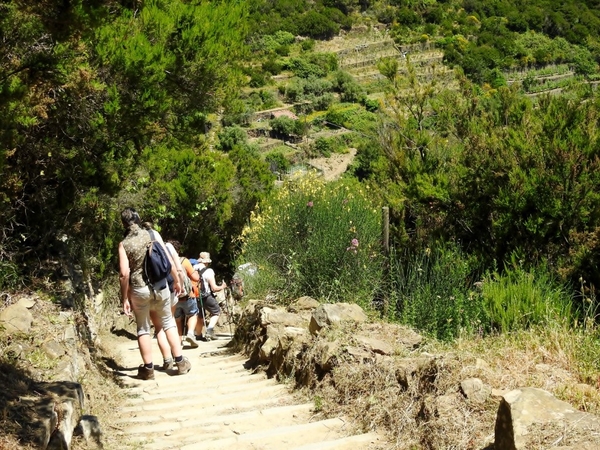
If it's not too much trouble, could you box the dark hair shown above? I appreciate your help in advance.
[169,240,182,252]
[121,207,141,228]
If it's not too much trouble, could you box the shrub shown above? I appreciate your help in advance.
[270,116,298,139]
[237,173,383,306]
[265,151,291,173]
[481,260,574,333]
[389,243,486,341]
[296,10,340,40]
[301,39,315,52]
[218,126,247,151]
[262,58,283,75]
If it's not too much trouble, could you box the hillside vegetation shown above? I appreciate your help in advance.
[2,0,600,447]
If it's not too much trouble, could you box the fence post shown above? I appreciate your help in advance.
[382,206,390,317]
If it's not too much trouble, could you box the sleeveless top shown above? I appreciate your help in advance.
[121,224,151,288]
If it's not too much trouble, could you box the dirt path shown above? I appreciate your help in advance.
[109,330,383,450]
[307,148,357,181]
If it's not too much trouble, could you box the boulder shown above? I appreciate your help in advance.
[494,387,600,450]
[42,340,66,359]
[314,340,341,372]
[17,295,37,309]
[0,302,34,333]
[260,307,307,328]
[355,335,394,355]
[288,296,320,313]
[396,326,423,349]
[460,378,491,404]
[259,325,281,362]
[309,303,367,336]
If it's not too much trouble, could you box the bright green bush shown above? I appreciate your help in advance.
[390,244,486,341]
[237,172,383,306]
[481,260,574,333]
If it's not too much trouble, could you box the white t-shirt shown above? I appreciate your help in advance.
[193,264,215,296]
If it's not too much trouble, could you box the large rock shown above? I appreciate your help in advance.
[287,296,320,313]
[355,335,394,355]
[494,387,600,450]
[460,377,491,404]
[309,303,367,335]
[259,307,307,328]
[0,302,34,333]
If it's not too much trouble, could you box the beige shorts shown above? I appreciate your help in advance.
[130,285,176,336]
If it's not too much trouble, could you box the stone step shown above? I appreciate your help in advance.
[124,377,279,405]
[179,417,348,450]
[119,396,299,435]
[291,431,385,449]
[124,370,266,398]
[124,403,316,447]
[121,383,289,412]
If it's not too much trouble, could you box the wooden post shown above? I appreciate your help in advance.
[382,207,389,256]
[382,206,390,317]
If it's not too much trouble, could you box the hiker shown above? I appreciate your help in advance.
[118,208,191,379]
[140,223,188,367]
[164,240,187,313]
[169,241,200,349]
[142,222,183,313]
[193,252,227,341]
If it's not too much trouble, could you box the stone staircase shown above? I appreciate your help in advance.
[113,333,384,450]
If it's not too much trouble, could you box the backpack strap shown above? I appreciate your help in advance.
[198,267,209,297]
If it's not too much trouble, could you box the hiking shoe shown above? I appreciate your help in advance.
[205,328,215,341]
[176,357,191,375]
[185,334,199,348]
[137,365,155,380]
[162,358,174,371]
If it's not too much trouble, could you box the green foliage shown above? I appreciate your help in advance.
[265,151,292,172]
[389,244,486,341]
[480,260,574,333]
[284,53,338,79]
[270,116,305,138]
[237,173,383,306]
[325,103,378,133]
[218,126,248,151]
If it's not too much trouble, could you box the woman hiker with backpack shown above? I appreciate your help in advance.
[118,207,192,379]
[167,240,200,349]
[193,252,227,341]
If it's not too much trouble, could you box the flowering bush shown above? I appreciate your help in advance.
[237,172,383,307]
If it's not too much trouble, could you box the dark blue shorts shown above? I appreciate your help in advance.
[174,297,199,319]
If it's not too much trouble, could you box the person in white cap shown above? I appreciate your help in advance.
[193,252,227,340]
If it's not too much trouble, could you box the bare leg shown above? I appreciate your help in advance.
[137,334,154,365]
[150,310,172,360]
[176,315,184,341]
[165,326,183,358]
[208,314,219,329]
[186,314,198,337]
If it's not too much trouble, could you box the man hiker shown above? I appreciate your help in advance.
[118,207,191,379]
[194,252,227,340]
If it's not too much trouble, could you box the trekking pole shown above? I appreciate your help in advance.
[223,287,233,338]
[198,296,208,340]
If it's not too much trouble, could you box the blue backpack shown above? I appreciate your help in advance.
[143,230,172,289]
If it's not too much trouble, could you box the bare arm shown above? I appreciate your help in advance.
[166,243,186,286]
[154,233,181,294]
[118,242,132,316]
[207,270,226,292]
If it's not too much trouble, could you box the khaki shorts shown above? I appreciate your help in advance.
[130,285,176,336]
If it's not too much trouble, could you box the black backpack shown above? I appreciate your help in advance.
[198,267,210,299]
[143,230,172,288]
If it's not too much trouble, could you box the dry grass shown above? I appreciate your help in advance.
[0,293,139,450]
[287,320,600,450]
